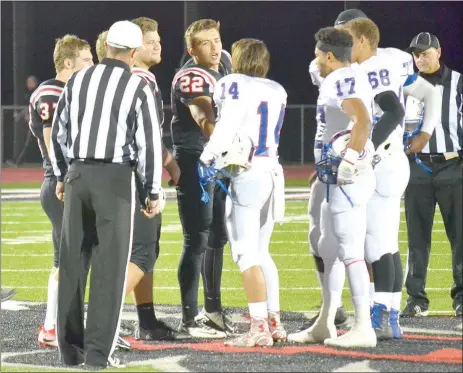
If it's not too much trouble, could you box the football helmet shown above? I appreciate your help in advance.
[213,134,255,176]
[403,96,424,146]
[316,129,375,184]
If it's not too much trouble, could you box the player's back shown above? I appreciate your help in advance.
[29,78,65,177]
[215,74,287,167]
[361,54,406,144]
[170,52,232,155]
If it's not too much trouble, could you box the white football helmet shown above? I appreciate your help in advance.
[328,129,375,174]
[213,134,255,175]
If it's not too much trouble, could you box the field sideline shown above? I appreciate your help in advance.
[1,194,455,314]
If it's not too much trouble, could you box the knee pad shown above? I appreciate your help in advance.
[236,250,261,273]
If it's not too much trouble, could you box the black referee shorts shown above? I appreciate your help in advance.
[130,208,162,273]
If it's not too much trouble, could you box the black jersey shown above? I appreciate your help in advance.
[170,50,232,154]
[28,78,65,178]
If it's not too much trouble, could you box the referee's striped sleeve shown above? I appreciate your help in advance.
[50,83,71,182]
[135,84,163,199]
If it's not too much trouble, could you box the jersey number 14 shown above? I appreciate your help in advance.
[256,102,285,156]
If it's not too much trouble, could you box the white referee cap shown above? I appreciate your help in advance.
[107,21,143,49]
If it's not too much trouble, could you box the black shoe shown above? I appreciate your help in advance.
[455,304,462,318]
[400,304,429,318]
[135,321,192,341]
[82,356,126,370]
[1,288,16,303]
[197,309,236,335]
[297,306,349,331]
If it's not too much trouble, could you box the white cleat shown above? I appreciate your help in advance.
[288,322,337,344]
[324,326,377,348]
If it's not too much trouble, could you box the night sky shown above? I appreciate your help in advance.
[2,1,462,105]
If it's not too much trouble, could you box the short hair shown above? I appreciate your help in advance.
[131,17,158,35]
[95,30,108,63]
[314,27,353,62]
[344,18,380,50]
[231,39,270,78]
[53,34,90,73]
[184,19,220,49]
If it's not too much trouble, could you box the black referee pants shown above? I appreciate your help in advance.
[57,161,134,368]
[404,155,463,311]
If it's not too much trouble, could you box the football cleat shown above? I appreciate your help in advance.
[38,325,58,348]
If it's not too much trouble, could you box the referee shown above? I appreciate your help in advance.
[49,21,163,369]
[403,33,462,318]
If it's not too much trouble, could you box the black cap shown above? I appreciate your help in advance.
[334,9,368,26]
[406,32,441,53]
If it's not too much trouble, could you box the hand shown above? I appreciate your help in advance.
[308,170,317,186]
[141,199,161,218]
[55,182,65,201]
[337,160,356,185]
[166,164,181,187]
[406,132,431,154]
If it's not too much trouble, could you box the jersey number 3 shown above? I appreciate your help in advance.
[179,76,204,93]
[256,102,285,156]
[39,102,57,121]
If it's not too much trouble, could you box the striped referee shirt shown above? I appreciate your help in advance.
[50,58,163,198]
[419,64,462,153]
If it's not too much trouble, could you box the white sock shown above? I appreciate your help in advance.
[345,260,370,328]
[391,292,402,311]
[324,260,345,310]
[249,301,268,319]
[44,271,59,330]
[374,292,391,310]
[369,282,375,307]
[261,254,280,312]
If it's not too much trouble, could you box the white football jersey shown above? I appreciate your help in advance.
[203,73,287,168]
[309,47,413,88]
[315,65,373,162]
[360,54,405,145]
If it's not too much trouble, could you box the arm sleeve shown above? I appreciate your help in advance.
[134,84,163,199]
[371,90,405,148]
[49,86,70,182]
[404,74,442,135]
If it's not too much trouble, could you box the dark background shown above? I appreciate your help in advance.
[1,1,462,164]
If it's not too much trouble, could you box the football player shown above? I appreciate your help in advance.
[30,34,94,347]
[170,19,233,337]
[200,38,287,347]
[296,8,441,334]
[94,20,188,342]
[290,26,377,348]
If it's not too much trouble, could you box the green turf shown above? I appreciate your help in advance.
[1,182,43,189]
[1,199,455,313]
